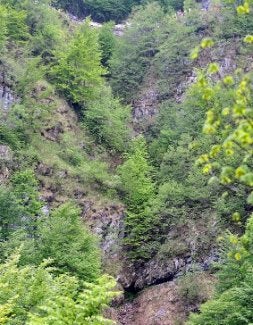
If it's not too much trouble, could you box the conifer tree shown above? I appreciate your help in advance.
[118,136,154,211]
[51,20,105,106]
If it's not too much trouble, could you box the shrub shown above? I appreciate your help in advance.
[177,272,213,306]
[85,86,130,152]
[50,20,105,106]
[0,253,118,324]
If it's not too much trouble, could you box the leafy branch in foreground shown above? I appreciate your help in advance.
[0,253,119,325]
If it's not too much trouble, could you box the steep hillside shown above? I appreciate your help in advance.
[1,0,253,324]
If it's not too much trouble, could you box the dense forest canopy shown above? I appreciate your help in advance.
[0,0,253,323]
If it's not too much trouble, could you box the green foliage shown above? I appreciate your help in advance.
[52,0,182,23]
[0,5,7,50]
[0,124,22,150]
[215,186,248,222]
[158,238,189,259]
[184,0,199,12]
[2,203,101,281]
[0,3,29,45]
[0,0,63,56]
[215,1,253,40]
[0,253,118,324]
[98,22,116,67]
[85,86,130,151]
[187,1,253,322]
[0,187,21,241]
[84,0,138,23]
[52,0,86,17]
[123,208,161,260]
[109,2,205,103]
[177,272,212,306]
[187,215,253,324]
[0,169,42,241]
[2,0,253,322]
[5,7,29,42]
[24,1,64,57]
[188,283,253,325]
[154,11,200,100]
[11,169,42,235]
[110,3,165,102]
[54,0,140,22]
[118,136,154,211]
[194,37,253,219]
[28,274,119,325]
[34,203,101,281]
[50,20,105,106]
[14,58,45,95]
[118,136,157,259]
[163,0,184,11]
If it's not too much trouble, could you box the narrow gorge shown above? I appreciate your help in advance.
[0,0,253,324]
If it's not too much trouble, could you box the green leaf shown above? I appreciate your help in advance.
[247,192,253,205]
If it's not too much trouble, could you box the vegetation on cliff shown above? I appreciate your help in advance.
[1,0,253,323]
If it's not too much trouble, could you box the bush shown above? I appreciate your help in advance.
[187,215,253,324]
[158,239,188,259]
[0,202,101,282]
[0,186,21,241]
[11,169,42,235]
[177,272,213,306]
[187,276,253,325]
[27,203,101,281]
[85,86,130,152]
[0,253,118,324]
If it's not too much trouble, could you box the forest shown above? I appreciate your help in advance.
[0,0,253,324]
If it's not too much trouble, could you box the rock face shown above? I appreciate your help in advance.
[0,145,12,182]
[133,88,158,122]
[200,0,210,10]
[80,205,219,294]
[0,73,16,111]
[119,250,218,291]
[79,199,218,297]
[0,145,12,161]
[84,204,125,276]
[0,85,15,111]
[41,122,64,142]
[132,70,159,132]
[66,12,128,37]
[117,213,219,291]
[114,272,215,325]
[116,282,188,325]
[114,24,128,36]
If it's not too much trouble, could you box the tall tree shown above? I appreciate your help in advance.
[50,20,105,106]
[118,136,154,211]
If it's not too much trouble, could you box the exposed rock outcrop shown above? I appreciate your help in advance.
[41,122,64,142]
[116,282,187,325]
[0,145,12,161]
[0,73,16,111]
[115,272,215,325]
[65,12,128,36]
[84,203,125,276]
[0,145,12,182]
[132,70,159,133]
[119,249,218,292]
